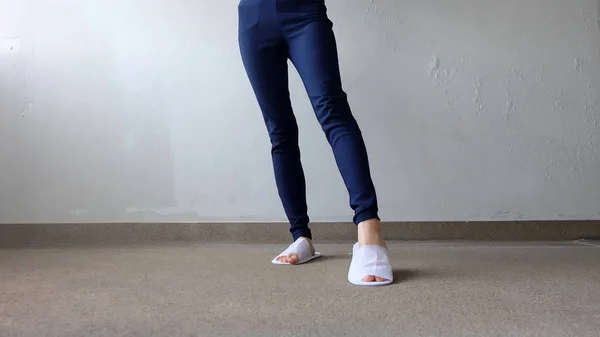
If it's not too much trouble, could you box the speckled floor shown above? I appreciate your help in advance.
[1,242,599,337]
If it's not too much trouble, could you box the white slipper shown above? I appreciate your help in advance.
[271,237,322,265]
[348,242,393,286]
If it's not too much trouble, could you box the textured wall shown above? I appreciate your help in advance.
[1,0,599,223]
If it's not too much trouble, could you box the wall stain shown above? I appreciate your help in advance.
[472,77,485,114]
[69,209,90,215]
[21,101,33,118]
[2,37,21,54]
[429,55,440,77]
[490,210,526,220]
[597,0,600,31]
[574,57,582,71]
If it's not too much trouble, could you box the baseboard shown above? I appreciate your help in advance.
[1,221,599,248]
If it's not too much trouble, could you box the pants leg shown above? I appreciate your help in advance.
[238,1,312,240]
[284,1,379,225]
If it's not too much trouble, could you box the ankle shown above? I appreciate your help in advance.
[358,219,382,237]
[357,219,385,246]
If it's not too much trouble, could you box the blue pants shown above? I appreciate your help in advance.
[238,0,379,241]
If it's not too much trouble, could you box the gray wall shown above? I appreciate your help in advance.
[1,0,599,223]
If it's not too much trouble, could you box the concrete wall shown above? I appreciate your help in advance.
[1,0,599,224]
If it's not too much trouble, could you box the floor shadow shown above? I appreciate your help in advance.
[312,254,348,263]
[392,269,432,283]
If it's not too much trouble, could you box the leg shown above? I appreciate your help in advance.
[285,7,379,228]
[238,2,313,252]
[285,2,391,283]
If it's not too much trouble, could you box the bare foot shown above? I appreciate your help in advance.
[275,237,315,265]
[358,219,389,283]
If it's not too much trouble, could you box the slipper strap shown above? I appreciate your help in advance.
[349,243,393,282]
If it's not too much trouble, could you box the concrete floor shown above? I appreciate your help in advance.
[1,242,599,337]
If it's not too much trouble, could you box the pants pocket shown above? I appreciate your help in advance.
[238,0,260,32]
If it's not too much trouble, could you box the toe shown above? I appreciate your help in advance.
[287,253,299,265]
[375,276,387,282]
[362,275,376,282]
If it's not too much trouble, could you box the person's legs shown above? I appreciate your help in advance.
[283,0,390,282]
[238,0,314,251]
